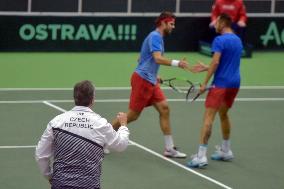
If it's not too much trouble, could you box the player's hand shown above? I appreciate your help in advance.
[178,58,189,69]
[237,20,246,27]
[192,61,209,73]
[117,112,127,126]
[157,76,162,84]
[199,83,207,95]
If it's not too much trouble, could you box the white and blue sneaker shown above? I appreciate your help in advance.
[211,145,234,161]
[187,154,208,168]
[164,147,187,158]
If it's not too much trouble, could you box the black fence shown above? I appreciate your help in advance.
[0,16,283,52]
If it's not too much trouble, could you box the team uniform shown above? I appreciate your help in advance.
[211,0,247,24]
[35,106,129,189]
[130,30,166,112]
[126,22,187,159]
[187,32,242,168]
[211,0,247,41]
[206,33,243,109]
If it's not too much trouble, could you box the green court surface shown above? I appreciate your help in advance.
[0,52,283,87]
[0,52,284,189]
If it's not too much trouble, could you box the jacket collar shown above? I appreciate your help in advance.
[71,106,93,112]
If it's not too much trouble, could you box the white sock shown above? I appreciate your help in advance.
[197,144,208,158]
[164,135,174,150]
[221,140,230,153]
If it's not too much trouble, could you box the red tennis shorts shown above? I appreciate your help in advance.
[205,87,239,109]
[129,72,166,112]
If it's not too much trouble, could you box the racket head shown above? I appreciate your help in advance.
[186,84,201,101]
[186,85,214,102]
[166,78,194,94]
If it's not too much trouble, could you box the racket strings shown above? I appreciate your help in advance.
[186,85,201,101]
[169,79,193,93]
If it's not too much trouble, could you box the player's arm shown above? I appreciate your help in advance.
[150,34,190,70]
[200,52,221,93]
[35,123,54,181]
[152,51,190,70]
[152,51,171,66]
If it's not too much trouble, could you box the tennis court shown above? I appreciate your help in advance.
[0,52,284,189]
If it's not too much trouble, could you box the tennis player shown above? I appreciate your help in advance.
[187,13,242,168]
[111,11,204,158]
[35,80,129,188]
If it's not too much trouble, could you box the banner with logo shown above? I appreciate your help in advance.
[0,16,283,51]
[247,18,284,50]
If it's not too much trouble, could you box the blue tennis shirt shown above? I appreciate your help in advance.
[211,33,243,88]
[135,30,164,85]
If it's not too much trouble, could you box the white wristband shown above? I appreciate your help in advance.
[171,60,179,67]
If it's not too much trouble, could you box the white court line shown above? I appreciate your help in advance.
[0,86,284,91]
[43,101,68,112]
[42,101,232,189]
[0,145,36,149]
[1,98,284,104]
[130,141,232,189]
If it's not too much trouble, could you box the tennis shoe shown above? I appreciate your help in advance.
[187,154,208,168]
[164,147,187,158]
[211,145,234,161]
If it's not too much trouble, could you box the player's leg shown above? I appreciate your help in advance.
[210,104,234,161]
[219,104,231,140]
[151,84,186,158]
[153,100,171,135]
[107,72,145,154]
[153,100,186,158]
[187,107,218,168]
[111,72,147,130]
[211,88,238,161]
[200,107,218,144]
[187,88,224,168]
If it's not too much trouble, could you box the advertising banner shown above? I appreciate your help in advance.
[0,16,283,51]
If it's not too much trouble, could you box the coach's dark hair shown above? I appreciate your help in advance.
[155,11,176,27]
[218,13,232,27]
[73,80,95,106]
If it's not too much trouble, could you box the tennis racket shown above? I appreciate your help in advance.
[186,84,214,102]
[160,77,212,102]
[159,77,193,94]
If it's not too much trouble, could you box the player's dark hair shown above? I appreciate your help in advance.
[155,11,176,27]
[218,13,232,27]
[73,80,95,106]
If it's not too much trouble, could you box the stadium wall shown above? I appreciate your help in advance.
[0,16,283,52]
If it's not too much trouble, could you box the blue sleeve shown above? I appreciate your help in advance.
[149,34,162,52]
[211,37,223,53]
